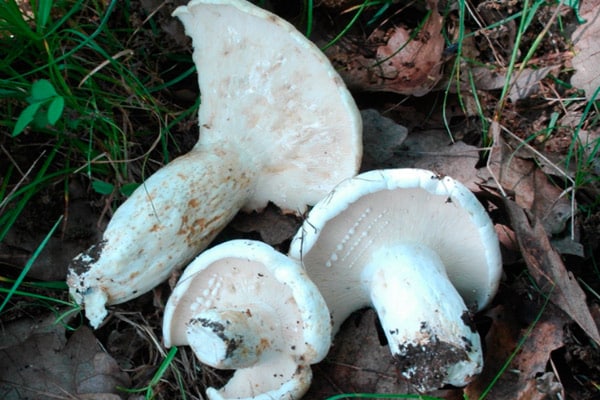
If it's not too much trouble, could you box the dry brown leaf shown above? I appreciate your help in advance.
[504,198,600,345]
[0,315,130,399]
[482,126,575,241]
[373,6,445,96]
[464,305,521,399]
[570,0,600,100]
[324,0,445,96]
[465,304,567,399]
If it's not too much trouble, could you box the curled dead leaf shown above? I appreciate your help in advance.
[325,0,445,96]
[504,199,600,346]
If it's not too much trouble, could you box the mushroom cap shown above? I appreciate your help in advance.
[173,0,362,213]
[162,239,332,399]
[288,168,502,314]
[206,359,313,400]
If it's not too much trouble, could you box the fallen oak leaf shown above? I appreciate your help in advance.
[503,198,600,345]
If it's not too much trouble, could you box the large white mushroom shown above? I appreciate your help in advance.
[163,239,332,400]
[67,0,362,328]
[288,168,502,392]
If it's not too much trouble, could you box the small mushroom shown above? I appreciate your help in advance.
[288,168,502,391]
[67,0,362,328]
[163,239,332,400]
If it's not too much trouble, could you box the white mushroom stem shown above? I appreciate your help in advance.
[362,243,481,388]
[187,308,271,369]
[68,148,255,328]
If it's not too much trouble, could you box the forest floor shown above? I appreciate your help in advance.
[1,0,600,399]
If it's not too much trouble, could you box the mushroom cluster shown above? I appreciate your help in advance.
[65,0,503,397]
[164,168,502,398]
[288,168,503,391]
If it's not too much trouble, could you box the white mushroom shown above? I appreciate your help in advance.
[163,239,332,400]
[288,168,502,391]
[67,0,362,328]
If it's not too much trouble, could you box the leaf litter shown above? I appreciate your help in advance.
[0,314,129,399]
[2,0,600,399]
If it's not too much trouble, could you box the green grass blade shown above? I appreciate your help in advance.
[0,287,74,308]
[147,65,196,93]
[477,291,551,399]
[305,0,314,38]
[0,277,68,290]
[0,142,62,242]
[495,0,530,113]
[42,0,84,38]
[4,0,117,82]
[321,0,370,51]
[0,0,40,40]
[118,347,180,398]
[35,0,54,33]
[0,215,63,314]
[371,9,432,67]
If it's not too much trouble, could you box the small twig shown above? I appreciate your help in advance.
[78,49,134,88]
[0,149,45,212]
